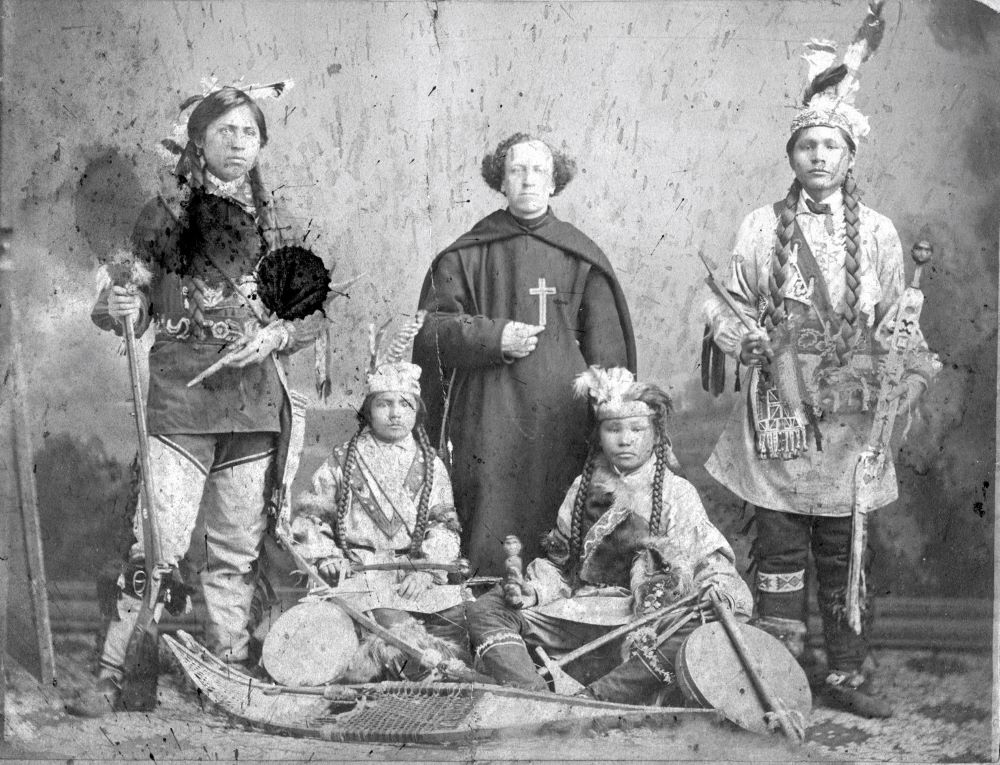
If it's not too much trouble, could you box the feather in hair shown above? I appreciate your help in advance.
[801,39,838,86]
[573,365,604,400]
[802,64,848,107]
[245,80,295,100]
[382,310,427,364]
[847,0,886,67]
[367,319,392,374]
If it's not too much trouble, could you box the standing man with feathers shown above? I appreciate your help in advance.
[413,134,636,577]
[702,3,939,718]
[68,83,323,716]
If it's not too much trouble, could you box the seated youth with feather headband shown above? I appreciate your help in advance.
[287,313,472,683]
[466,367,752,706]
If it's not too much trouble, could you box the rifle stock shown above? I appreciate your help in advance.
[120,313,166,711]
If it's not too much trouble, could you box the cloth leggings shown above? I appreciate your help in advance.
[753,507,870,672]
[99,432,276,678]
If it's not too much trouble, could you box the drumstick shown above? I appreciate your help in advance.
[349,559,471,576]
[709,589,806,743]
[536,594,699,676]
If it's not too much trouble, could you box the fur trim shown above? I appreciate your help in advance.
[632,538,696,615]
[294,489,337,521]
[341,614,463,683]
[427,505,461,535]
[102,246,153,289]
[421,527,461,563]
[540,529,570,567]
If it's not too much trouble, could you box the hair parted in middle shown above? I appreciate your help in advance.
[567,379,682,570]
[480,132,577,195]
[333,394,436,559]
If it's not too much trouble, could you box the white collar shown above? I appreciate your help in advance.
[204,169,249,198]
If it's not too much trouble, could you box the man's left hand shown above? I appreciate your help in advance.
[885,374,926,405]
[397,571,434,599]
[222,322,291,369]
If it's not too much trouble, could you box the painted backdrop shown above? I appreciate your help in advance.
[2,0,996,600]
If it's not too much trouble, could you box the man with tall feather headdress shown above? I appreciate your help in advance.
[701,3,939,718]
[68,81,330,716]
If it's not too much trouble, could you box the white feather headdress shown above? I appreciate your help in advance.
[365,311,427,398]
[789,1,886,145]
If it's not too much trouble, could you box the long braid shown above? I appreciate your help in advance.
[648,431,668,536]
[248,165,280,249]
[409,424,435,558]
[834,169,863,364]
[569,449,598,566]
[334,425,365,558]
[764,179,802,333]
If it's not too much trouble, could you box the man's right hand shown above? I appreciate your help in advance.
[501,322,544,360]
[317,557,352,583]
[739,327,773,367]
[107,286,142,325]
[503,580,538,610]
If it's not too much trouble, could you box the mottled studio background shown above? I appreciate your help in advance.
[1,1,996,607]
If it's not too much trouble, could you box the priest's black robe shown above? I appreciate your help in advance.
[413,208,636,575]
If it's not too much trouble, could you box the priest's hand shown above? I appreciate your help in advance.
[501,321,544,360]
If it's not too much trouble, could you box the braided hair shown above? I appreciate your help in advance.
[333,423,364,558]
[409,422,435,558]
[567,386,675,564]
[568,448,599,567]
[769,128,863,365]
[332,394,436,559]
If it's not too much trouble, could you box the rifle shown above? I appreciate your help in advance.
[846,241,932,633]
[119,283,169,711]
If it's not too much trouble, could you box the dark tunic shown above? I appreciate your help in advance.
[413,208,636,575]
[92,188,285,435]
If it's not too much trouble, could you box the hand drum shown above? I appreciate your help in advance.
[676,621,811,735]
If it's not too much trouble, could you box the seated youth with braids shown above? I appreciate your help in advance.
[288,314,472,682]
[466,367,752,705]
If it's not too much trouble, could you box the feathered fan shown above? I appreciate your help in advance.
[255,245,331,321]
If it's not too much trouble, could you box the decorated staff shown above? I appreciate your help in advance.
[847,241,934,632]
[701,1,940,719]
[68,79,326,717]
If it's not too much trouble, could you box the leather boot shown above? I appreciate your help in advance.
[820,670,893,719]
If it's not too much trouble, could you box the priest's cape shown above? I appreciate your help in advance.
[413,208,636,575]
